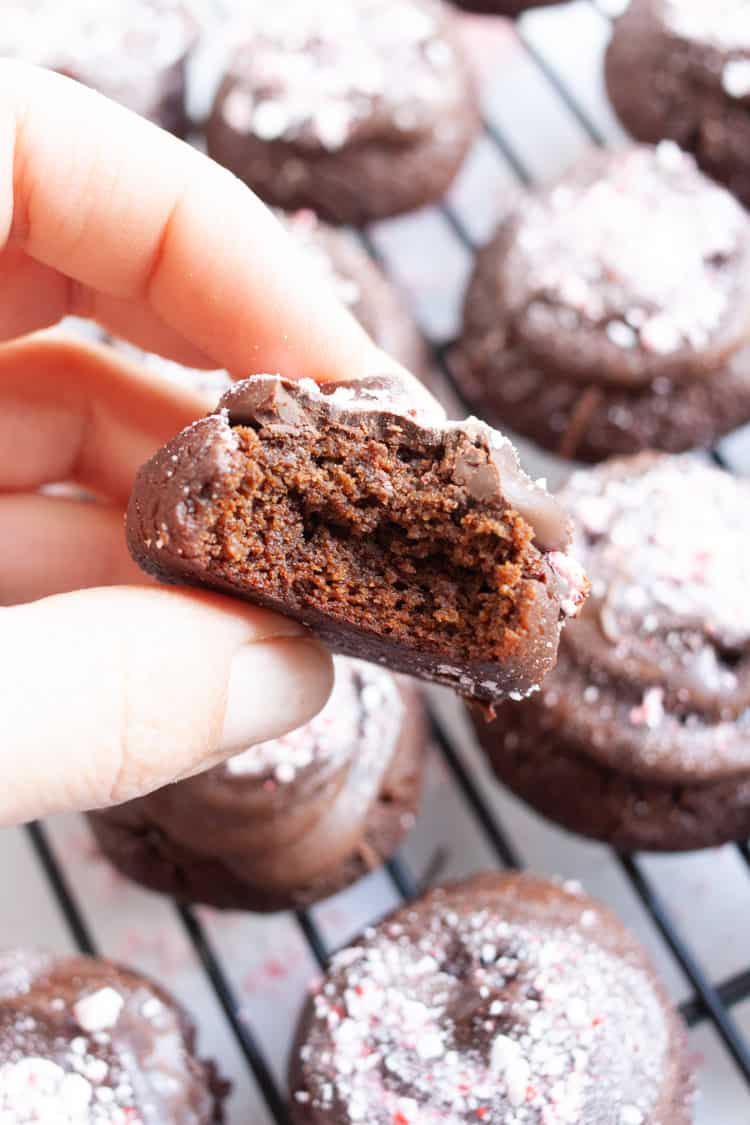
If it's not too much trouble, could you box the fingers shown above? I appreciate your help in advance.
[0,494,144,604]
[0,586,334,825]
[0,336,205,502]
[0,61,393,381]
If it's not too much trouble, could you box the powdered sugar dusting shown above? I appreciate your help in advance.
[293,888,670,1123]
[511,144,746,356]
[219,0,463,151]
[225,657,403,784]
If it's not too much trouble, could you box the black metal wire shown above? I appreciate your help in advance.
[516,32,605,146]
[177,905,293,1124]
[619,856,750,1081]
[25,822,98,955]
[428,710,522,870]
[295,909,330,970]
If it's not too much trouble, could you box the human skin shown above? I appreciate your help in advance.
[0,60,414,826]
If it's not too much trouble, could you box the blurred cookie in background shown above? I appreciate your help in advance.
[0,948,227,1122]
[89,659,425,912]
[606,0,750,208]
[1,0,198,134]
[456,143,750,461]
[205,0,480,224]
[475,453,750,852]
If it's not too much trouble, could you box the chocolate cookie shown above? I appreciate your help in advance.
[606,0,750,209]
[126,374,587,702]
[88,659,425,913]
[476,453,750,852]
[289,871,692,1124]
[0,948,226,1122]
[205,0,480,224]
[456,143,750,462]
[0,0,196,134]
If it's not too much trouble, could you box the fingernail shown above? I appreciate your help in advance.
[219,636,334,755]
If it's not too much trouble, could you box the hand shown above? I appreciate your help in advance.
[0,61,399,826]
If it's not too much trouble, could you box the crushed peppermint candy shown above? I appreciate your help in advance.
[292,882,672,1124]
[565,456,750,651]
[73,988,124,1034]
[219,0,464,152]
[509,144,747,358]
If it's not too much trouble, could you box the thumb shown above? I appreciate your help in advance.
[1,586,333,825]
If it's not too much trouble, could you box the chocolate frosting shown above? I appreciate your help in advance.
[540,453,750,782]
[289,872,691,1125]
[490,144,750,387]
[0,949,223,1123]
[220,374,572,555]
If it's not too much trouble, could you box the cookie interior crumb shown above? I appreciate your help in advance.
[206,419,546,664]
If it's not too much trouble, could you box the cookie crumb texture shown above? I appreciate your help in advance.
[0,949,226,1123]
[606,0,750,208]
[88,660,426,913]
[457,143,750,461]
[289,872,692,1124]
[478,454,750,851]
[127,375,581,702]
[206,0,480,224]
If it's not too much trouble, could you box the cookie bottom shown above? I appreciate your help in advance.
[474,709,750,852]
[453,342,750,462]
[88,717,425,913]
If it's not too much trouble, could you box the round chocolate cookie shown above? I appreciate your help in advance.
[0,948,226,1122]
[0,0,196,134]
[89,659,426,912]
[289,871,692,1124]
[205,0,480,225]
[476,453,750,852]
[606,0,750,208]
[456,143,750,462]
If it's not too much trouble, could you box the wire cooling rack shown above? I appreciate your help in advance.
[5,4,750,1122]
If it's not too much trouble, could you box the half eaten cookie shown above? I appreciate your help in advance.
[126,375,587,702]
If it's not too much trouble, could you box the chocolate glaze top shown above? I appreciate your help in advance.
[497,143,750,385]
[0,949,217,1124]
[216,0,471,152]
[554,453,750,780]
[220,374,574,558]
[1,1,196,105]
[290,872,688,1125]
